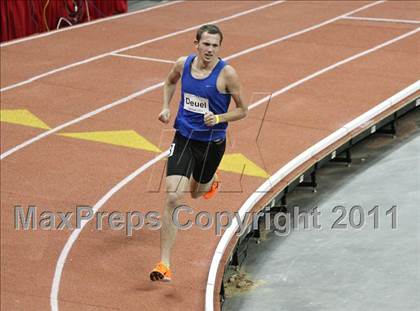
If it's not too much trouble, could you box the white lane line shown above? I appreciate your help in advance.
[111,53,175,64]
[0,1,284,92]
[248,27,420,110]
[343,16,420,24]
[0,1,382,160]
[225,1,385,61]
[50,18,418,311]
[0,1,183,47]
[0,83,164,160]
[50,151,169,311]
[205,80,420,311]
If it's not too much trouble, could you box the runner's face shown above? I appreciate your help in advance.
[196,32,221,63]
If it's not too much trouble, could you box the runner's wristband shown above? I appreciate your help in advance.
[215,115,220,124]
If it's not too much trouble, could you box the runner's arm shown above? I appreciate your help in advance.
[158,57,186,123]
[204,65,248,126]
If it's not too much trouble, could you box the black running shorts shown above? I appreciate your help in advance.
[166,131,226,184]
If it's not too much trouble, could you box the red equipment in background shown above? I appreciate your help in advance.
[1,0,128,43]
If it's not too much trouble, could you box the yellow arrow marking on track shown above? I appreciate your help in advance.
[1,110,267,178]
[0,109,50,129]
[59,130,161,153]
[219,153,269,179]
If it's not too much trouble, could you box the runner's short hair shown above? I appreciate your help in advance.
[196,24,223,44]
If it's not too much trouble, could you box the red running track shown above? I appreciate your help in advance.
[1,1,419,310]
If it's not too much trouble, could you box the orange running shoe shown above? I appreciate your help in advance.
[150,262,172,282]
[203,173,220,200]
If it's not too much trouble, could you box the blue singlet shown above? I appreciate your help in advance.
[173,54,231,142]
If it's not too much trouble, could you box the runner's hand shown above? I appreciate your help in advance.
[158,108,170,124]
[204,112,217,127]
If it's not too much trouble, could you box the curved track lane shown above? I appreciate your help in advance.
[1,1,419,310]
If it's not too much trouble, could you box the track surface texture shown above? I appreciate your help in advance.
[1,1,419,311]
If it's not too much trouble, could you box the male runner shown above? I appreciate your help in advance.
[150,24,247,281]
